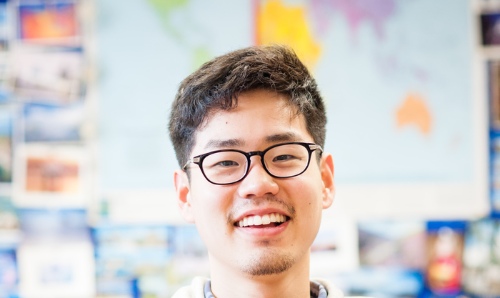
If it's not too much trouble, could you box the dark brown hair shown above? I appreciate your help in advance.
[168,44,327,168]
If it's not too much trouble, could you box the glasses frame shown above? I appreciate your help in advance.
[183,141,323,185]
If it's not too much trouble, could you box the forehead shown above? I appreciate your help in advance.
[192,90,311,152]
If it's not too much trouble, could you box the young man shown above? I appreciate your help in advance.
[168,45,340,298]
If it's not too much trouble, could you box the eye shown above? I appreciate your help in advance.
[272,154,298,162]
[215,160,239,167]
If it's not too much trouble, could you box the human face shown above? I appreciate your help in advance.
[173,89,335,278]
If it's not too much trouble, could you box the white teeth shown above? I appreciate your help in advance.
[262,214,270,225]
[253,215,262,225]
[236,212,286,227]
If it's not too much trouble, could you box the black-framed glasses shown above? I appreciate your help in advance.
[183,142,323,185]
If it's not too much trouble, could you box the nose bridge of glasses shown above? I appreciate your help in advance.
[246,150,264,158]
[245,150,269,172]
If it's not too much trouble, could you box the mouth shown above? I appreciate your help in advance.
[235,212,290,228]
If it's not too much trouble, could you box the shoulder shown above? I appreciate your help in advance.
[171,276,209,298]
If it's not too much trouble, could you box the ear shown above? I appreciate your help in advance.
[173,169,195,223]
[320,153,335,209]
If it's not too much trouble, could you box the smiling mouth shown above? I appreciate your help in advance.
[235,213,289,228]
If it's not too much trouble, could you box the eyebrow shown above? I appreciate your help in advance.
[265,132,301,143]
[204,139,243,150]
[203,132,302,150]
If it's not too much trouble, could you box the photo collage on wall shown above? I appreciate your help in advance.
[323,219,500,297]
[0,0,93,199]
[0,0,96,297]
[0,1,212,297]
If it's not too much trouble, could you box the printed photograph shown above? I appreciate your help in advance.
[23,102,84,142]
[462,218,500,296]
[333,268,424,297]
[16,0,80,46]
[93,225,173,297]
[358,219,426,270]
[0,1,9,52]
[489,61,500,129]
[425,221,466,296]
[480,12,500,46]
[17,241,94,298]
[14,144,89,208]
[0,196,19,233]
[17,208,88,240]
[0,248,17,297]
[491,134,500,215]
[0,55,11,102]
[0,108,12,183]
[11,49,85,104]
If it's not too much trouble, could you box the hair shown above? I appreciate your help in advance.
[168,44,327,168]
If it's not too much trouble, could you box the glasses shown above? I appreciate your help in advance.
[183,142,323,185]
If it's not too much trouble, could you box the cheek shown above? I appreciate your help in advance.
[295,179,325,215]
[190,182,233,220]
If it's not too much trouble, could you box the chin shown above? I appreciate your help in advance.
[241,249,296,276]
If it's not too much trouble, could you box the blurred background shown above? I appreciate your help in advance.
[0,0,500,297]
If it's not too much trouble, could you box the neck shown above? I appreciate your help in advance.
[208,253,311,298]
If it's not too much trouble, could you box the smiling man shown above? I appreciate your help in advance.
[169,45,340,298]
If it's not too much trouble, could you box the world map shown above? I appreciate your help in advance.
[97,0,473,190]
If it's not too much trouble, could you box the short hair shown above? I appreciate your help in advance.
[168,44,327,168]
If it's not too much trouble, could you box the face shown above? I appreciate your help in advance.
[174,89,335,278]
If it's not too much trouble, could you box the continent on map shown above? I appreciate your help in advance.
[309,0,396,41]
[148,0,212,70]
[255,0,321,70]
[396,93,432,136]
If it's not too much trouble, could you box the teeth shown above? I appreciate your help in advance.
[253,215,262,225]
[262,214,270,225]
[237,212,286,227]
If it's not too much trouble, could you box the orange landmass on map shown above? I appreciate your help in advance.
[255,0,321,70]
[396,93,432,135]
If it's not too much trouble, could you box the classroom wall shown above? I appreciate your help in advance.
[0,0,499,297]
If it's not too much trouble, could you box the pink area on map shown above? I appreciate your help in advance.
[310,0,396,41]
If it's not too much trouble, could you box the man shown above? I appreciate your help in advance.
[168,45,340,298]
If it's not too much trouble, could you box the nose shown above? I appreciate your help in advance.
[237,156,279,198]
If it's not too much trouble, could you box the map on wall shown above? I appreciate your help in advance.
[255,0,473,184]
[97,0,487,218]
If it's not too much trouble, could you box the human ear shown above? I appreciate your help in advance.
[320,153,335,209]
[173,169,195,223]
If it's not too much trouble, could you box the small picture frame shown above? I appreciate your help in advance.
[480,11,500,46]
[489,60,500,129]
[13,143,90,208]
[16,0,81,47]
[0,107,13,184]
[0,1,10,52]
[17,241,95,298]
[10,48,85,104]
[424,221,466,296]
[23,102,85,142]
[358,219,426,270]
